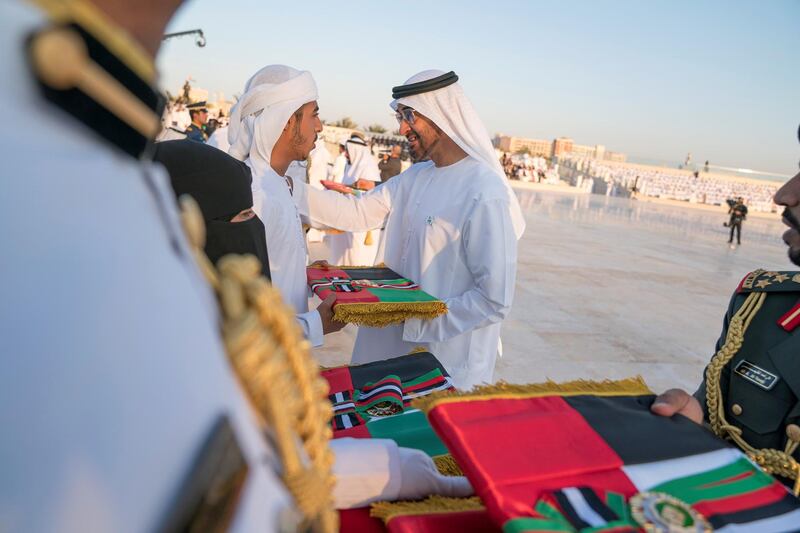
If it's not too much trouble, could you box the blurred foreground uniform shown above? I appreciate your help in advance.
[0,1,295,530]
[695,269,800,486]
[1,5,469,532]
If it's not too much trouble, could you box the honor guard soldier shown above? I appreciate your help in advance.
[185,100,209,142]
[0,0,303,530]
[653,125,800,493]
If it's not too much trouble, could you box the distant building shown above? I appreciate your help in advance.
[321,125,360,144]
[188,87,209,103]
[494,134,626,162]
[594,144,606,160]
[494,135,552,156]
[570,144,595,158]
[552,137,574,158]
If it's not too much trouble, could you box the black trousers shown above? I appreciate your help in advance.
[729,222,742,244]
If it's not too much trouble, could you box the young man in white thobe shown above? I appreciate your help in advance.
[295,70,526,389]
[226,65,344,347]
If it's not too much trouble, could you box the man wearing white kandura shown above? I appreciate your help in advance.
[294,69,525,389]
[226,65,343,346]
[326,133,382,266]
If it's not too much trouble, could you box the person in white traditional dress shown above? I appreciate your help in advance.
[326,134,382,265]
[306,138,332,243]
[330,139,348,182]
[295,70,525,389]
[227,65,343,347]
[206,124,230,152]
[308,137,332,187]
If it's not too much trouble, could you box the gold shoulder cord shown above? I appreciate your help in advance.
[181,197,337,532]
[704,286,800,495]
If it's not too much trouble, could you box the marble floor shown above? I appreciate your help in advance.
[310,185,790,394]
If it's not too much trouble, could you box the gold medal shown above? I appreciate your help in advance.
[629,492,712,533]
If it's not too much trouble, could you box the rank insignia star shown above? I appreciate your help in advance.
[756,279,773,289]
[772,274,790,283]
[793,274,800,284]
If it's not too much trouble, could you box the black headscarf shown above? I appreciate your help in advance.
[154,140,271,279]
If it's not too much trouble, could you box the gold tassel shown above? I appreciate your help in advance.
[370,496,484,524]
[413,376,652,414]
[433,454,463,476]
[363,230,373,245]
[323,262,388,269]
[704,289,800,493]
[332,301,447,328]
[179,196,339,532]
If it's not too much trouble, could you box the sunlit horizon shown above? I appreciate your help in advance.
[158,0,799,178]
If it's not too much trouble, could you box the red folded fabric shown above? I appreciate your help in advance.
[422,381,800,532]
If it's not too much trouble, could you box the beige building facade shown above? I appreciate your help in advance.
[495,134,626,162]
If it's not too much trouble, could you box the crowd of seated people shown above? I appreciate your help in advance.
[560,157,779,212]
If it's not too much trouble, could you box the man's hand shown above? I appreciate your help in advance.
[317,293,345,335]
[355,179,376,191]
[396,447,473,501]
[650,388,704,425]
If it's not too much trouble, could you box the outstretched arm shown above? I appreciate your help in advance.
[293,177,394,232]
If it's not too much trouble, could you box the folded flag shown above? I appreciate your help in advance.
[416,378,800,533]
[370,496,498,533]
[307,265,447,327]
[331,354,493,532]
[321,351,455,457]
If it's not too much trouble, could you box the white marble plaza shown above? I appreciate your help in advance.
[310,185,789,394]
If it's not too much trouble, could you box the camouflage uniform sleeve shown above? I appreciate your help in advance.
[694,291,740,421]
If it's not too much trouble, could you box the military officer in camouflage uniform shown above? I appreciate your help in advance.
[652,126,800,490]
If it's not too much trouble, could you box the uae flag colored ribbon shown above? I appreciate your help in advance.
[332,354,494,533]
[307,265,446,327]
[321,351,455,457]
[413,378,800,533]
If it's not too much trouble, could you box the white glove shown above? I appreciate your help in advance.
[396,446,473,501]
[330,438,472,509]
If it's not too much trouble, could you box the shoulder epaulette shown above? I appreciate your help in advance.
[26,1,164,159]
[736,269,800,293]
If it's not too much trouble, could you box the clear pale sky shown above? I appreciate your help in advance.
[158,0,799,176]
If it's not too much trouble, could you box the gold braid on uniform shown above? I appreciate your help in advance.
[704,280,800,495]
[180,197,338,532]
